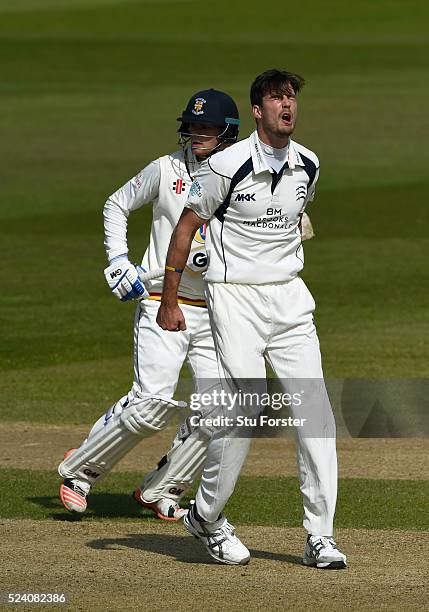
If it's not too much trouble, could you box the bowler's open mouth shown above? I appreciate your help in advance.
[281,112,291,122]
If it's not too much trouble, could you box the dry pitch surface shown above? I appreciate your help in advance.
[1,423,428,479]
[2,425,428,610]
[1,522,427,611]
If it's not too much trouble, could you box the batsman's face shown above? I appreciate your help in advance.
[189,123,223,159]
[253,86,298,146]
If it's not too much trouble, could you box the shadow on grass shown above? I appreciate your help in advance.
[86,533,302,566]
[27,492,170,520]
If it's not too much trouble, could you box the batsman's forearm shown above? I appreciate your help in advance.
[161,224,194,306]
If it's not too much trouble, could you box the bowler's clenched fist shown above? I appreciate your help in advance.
[157,303,187,331]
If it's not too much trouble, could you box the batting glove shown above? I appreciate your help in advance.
[104,255,150,302]
[301,212,315,241]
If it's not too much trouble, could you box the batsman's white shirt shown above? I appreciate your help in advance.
[66,149,221,505]
[186,130,319,284]
[104,149,207,305]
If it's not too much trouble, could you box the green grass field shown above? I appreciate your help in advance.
[1,469,428,531]
[1,1,428,608]
[1,0,428,390]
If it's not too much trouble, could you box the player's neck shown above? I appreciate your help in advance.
[256,128,289,150]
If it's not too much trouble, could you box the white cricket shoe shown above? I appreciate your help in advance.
[303,535,347,569]
[133,488,188,521]
[184,502,250,565]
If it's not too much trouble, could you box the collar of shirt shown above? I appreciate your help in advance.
[259,137,289,173]
[250,130,304,174]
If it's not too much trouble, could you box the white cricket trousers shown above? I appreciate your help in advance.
[76,299,219,500]
[132,300,217,396]
[195,277,338,536]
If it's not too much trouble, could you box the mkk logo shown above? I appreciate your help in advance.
[109,268,122,279]
[235,193,256,202]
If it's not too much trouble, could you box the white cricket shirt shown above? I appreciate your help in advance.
[104,149,207,304]
[186,130,319,284]
[260,139,289,173]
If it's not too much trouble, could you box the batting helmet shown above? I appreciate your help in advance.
[177,89,240,145]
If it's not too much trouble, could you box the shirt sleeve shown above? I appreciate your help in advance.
[185,159,230,220]
[305,166,320,206]
[103,159,161,261]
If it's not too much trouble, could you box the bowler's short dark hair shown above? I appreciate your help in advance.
[250,69,305,107]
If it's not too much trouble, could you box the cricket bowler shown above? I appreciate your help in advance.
[157,69,347,568]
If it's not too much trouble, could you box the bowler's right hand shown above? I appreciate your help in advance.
[157,303,187,331]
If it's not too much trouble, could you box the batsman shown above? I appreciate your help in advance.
[58,89,241,518]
